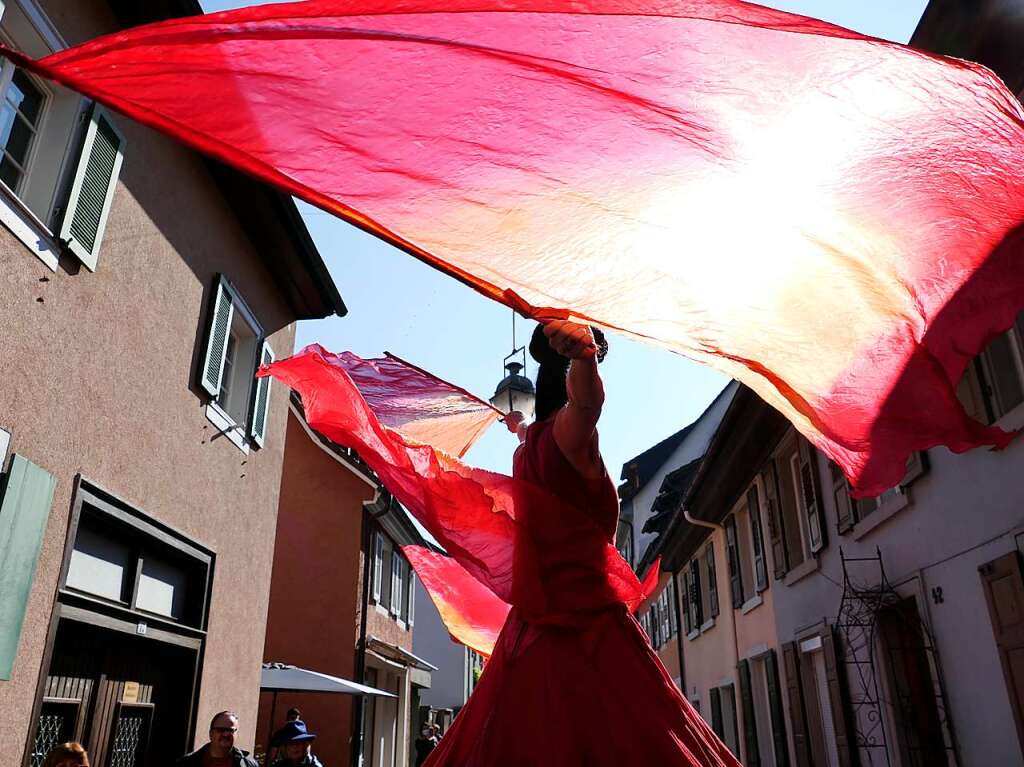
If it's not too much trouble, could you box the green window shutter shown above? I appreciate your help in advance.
[689,559,703,627]
[250,340,275,447]
[823,629,855,767]
[0,455,56,680]
[59,105,125,271]
[830,460,855,534]
[797,439,827,554]
[199,278,234,398]
[706,544,720,618]
[737,659,761,767]
[681,569,692,634]
[710,686,723,738]
[403,573,411,626]
[782,642,812,767]
[761,462,789,579]
[747,486,768,592]
[725,516,744,608]
[765,650,791,767]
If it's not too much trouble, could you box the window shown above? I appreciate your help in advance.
[738,653,790,767]
[61,484,212,631]
[0,68,44,192]
[710,684,741,756]
[199,276,275,450]
[763,434,825,580]
[727,485,769,609]
[666,576,678,637]
[0,1,126,271]
[958,312,1024,424]
[682,545,718,638]
[372,532,384,603]
[704,543,719,619]
[390,549,403,618]
[747,486,768,593]
[650,600,662,648]
[725,514,745,608]
[783,632,853,767]
[831,453,926,535]
[379,539,393,611]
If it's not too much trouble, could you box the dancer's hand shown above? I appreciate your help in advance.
[543,320,596,360]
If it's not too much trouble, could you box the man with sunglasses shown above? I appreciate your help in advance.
[177,711,259,767]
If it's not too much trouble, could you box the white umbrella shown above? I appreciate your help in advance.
[261,662,395,752]
[261,662,394,696]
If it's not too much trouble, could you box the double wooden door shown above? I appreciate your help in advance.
[27,618,198,767]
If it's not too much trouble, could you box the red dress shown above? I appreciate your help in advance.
[424,419,742,767]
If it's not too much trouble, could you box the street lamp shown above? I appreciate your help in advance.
[489,313,535,419]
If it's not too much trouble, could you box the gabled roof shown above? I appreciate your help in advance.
[619,382,737,501]
[620,423,696,493]
[642,457,702,535]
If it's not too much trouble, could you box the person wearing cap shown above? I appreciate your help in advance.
[270,720,324,767]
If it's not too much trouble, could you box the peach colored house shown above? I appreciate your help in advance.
[660,386,792,767]
[257,399,433,767]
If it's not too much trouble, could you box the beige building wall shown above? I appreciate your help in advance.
[0,0,308,757]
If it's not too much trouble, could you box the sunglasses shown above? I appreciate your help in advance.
[212,727,238,734]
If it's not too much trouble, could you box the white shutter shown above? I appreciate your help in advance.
[372,533,383,603]
[199,278,234,398]
[59,105,125,271]
[250,340,275,447]
[390,553,401,616]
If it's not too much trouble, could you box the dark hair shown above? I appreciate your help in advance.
[210,711,238,731]
[42,742,88,767]
[529,323,608,422]
[286,708,301,721]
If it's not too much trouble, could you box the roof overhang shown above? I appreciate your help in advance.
[107,0,346,321]
[661,386,788,570]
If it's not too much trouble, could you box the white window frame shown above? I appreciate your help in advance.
[390,551,402,618]
[371,532,383,603]
[0,0,88,272]
[201,276,265,453]
[0,60,51,195]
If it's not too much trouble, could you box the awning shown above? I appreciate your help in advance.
[366,637,437,672]
[261,662,394,697]
[366,637,436,688]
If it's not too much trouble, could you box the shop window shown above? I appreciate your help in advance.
[61,483,213,631]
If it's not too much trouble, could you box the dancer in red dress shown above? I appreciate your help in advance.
[424,320,740,767]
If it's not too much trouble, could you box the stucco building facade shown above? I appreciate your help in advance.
[0,1,345,765]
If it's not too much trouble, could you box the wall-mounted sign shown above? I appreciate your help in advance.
[123,681,140,704]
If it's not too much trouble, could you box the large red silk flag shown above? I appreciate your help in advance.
[9,0,1024,494]
[403,544,510,657]
[319,350,500,458]
[264,345,651,635]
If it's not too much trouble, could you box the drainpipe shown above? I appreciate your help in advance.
[682,509,740,698]
[350,498,376,767]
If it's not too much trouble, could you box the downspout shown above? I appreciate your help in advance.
[350,495,377,767]
[682,509,740,699]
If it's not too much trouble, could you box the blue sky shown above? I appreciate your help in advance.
[200,0,929,477]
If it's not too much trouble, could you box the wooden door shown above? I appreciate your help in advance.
[28,618,197,767]
[980,551,1024,756]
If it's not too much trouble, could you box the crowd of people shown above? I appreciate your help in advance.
[39,706,445,766]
